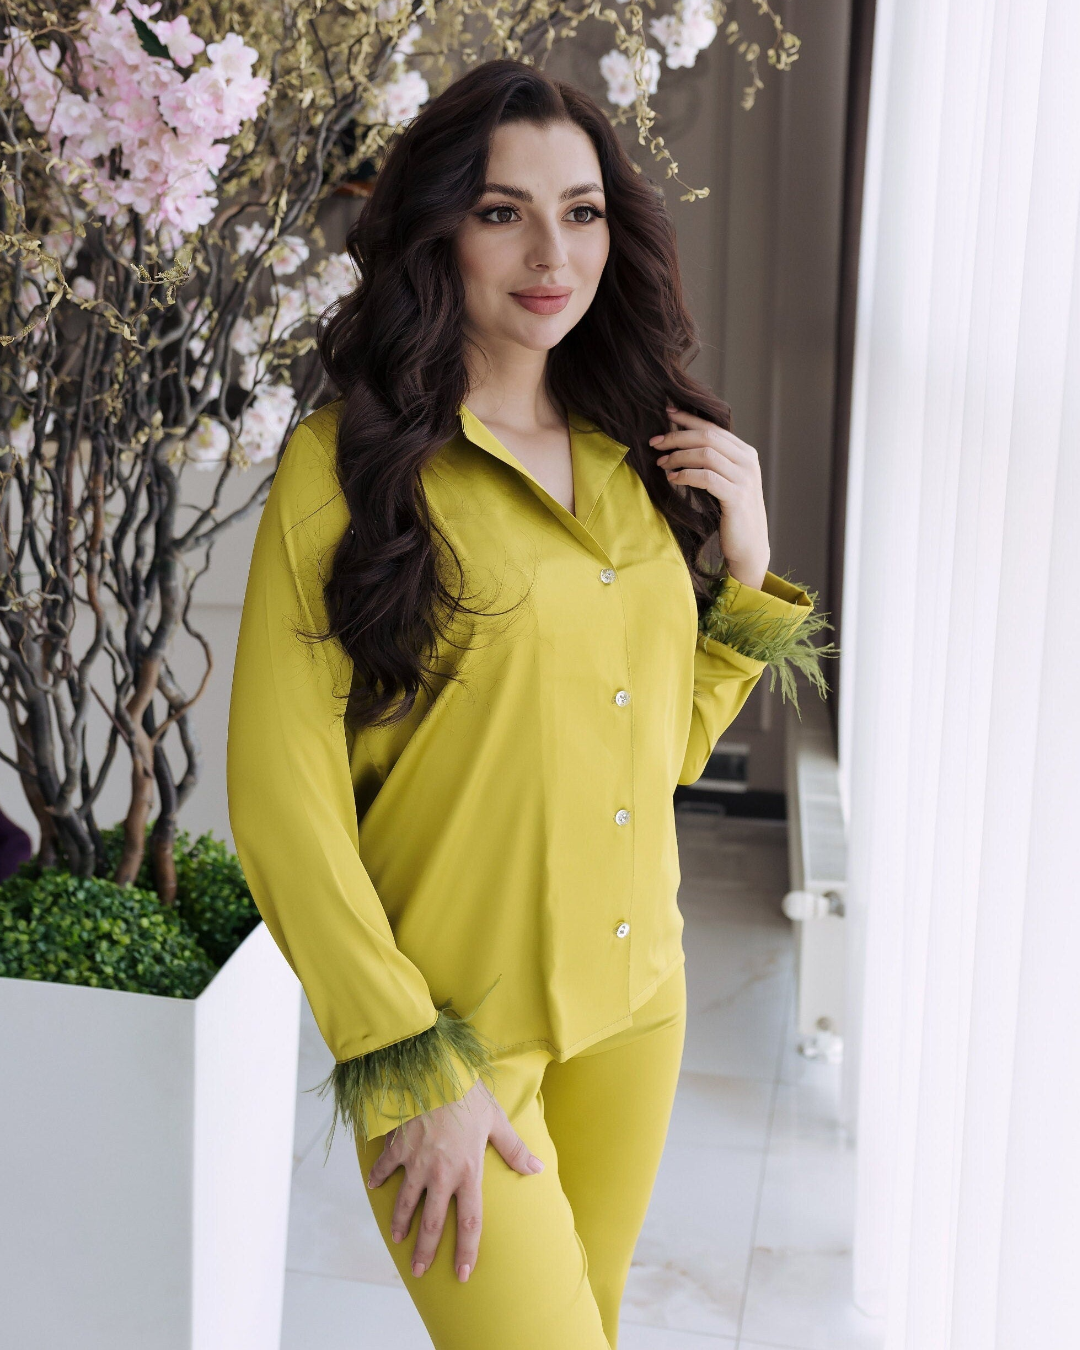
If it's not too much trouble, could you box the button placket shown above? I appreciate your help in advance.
[595,558,632,954]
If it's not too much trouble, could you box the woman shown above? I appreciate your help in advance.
[227,57,824,1350]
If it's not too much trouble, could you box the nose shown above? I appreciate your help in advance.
[525,215,569,272]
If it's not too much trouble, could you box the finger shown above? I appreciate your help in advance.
[488,1115,545,1176]
[664,467,731,496]
[665,404,735,437]
[649,428,717,452]
[656,446,739,479]
[411,1185,453,1277]
[367,1137,401,1189]
[390,1174,425,1246]
[454,1174,483,1282]
[655,418,754,462]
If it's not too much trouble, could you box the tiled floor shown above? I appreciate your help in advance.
[283,806,886,1350]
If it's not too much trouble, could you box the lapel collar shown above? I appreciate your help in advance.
[565,410,631,529]
[457,404,630,547]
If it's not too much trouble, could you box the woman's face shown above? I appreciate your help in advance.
[452,118,610,357]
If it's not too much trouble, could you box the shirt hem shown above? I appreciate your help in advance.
[487,949,688,1063]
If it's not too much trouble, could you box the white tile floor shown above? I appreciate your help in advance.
[283,806,887,1350]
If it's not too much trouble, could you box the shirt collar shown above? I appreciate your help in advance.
[456,402,630,531]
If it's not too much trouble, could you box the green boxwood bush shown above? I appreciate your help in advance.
[96,825,261,969]
[0,828,261,999]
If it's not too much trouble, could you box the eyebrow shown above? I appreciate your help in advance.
[478,181,605,203]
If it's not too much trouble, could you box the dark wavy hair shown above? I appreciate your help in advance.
[317,57,729,728]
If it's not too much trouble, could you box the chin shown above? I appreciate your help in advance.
[509,314,581,351]
[522,331,568,353]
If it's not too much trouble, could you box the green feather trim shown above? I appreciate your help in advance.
[698,571,841,719]
[311,991,500,1152]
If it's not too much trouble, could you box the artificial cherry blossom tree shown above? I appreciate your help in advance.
[0,0,798,902]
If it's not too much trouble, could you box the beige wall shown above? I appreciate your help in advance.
[552,2,851,790]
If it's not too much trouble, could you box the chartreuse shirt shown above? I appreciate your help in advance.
[227,398,815,1143]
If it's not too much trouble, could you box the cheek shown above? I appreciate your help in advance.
[455,227,514,305]
[575,228,610,291]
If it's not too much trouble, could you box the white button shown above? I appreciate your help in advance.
[615,921,630,938]
[614,809,631,825]
[614,689,631,706]
[599,567,617,584]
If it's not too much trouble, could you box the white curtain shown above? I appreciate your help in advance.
[838,0,1080,1343]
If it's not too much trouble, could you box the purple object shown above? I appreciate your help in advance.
[0,805,33,880]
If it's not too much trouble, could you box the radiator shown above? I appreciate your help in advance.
[782,692,847,1063]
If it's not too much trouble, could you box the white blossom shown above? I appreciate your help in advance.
[5,410,54,454]
[234,221,266,255]
[303,252,359,314]
[599,48,661,108]
[649,0,719,70]
[184,414,231,470]
[395,21,422,57]
[240,383,297,464]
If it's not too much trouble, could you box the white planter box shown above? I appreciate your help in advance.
[0,919,301,1350]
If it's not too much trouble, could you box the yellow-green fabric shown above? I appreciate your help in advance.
[353,961,688,1349]
[226,398,813,1139]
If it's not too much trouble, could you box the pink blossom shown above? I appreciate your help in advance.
[151,16,205,68]
[0,4,269,248]
[368,66,429,125]
[267,235,310,277]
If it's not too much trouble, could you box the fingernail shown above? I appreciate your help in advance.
[458,1264,471,1282]
[528,1156,544,1173]
[649,435,662,444]
[657,454,668,463]
[392,1230,402,1243]
[412,1260,426,1277]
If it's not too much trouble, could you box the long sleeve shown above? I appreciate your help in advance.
[678,568,824,786]
[226,421,495,1144]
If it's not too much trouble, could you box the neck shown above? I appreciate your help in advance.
[462,332,564,432]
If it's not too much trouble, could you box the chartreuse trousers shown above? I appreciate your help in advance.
[353,960,687,1350]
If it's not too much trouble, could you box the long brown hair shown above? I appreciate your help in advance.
[317,57,728,728]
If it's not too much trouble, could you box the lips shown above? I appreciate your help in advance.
[510,289,571,315]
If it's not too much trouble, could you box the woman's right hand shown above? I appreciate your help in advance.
[366,1076,545,1283]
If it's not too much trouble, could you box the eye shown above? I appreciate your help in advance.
[477,204,519,224]
[567,204,606,223]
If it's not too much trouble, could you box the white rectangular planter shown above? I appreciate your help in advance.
[0,919,301,1350]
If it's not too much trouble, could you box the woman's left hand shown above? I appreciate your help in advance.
[650,404,771,589]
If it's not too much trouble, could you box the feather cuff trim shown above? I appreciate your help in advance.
[313,987,500,1151]
[698,573,840,718]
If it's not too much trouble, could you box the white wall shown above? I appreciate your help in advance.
[0,476,260,854]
